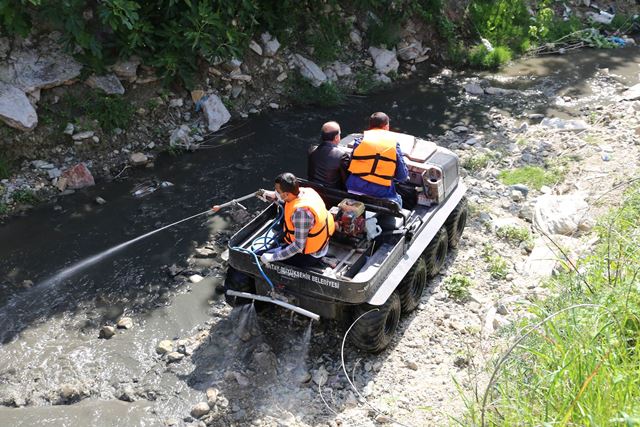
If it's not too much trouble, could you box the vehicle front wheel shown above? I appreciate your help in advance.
[423,226,449,278]
[397,257,428,314]
[224,266,256,307]
[350,292,401,353]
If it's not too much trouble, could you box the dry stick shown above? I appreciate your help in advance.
[480,303,605,427]
[340,309,412,427]
[318,383,339,416]
[113,165,130,179]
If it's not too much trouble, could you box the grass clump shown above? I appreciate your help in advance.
[463,153,494,172]
[464,183,640,426]
[0,154,11,180]
[12,189,38,205]
[0,203,7,215]
[468,44,512,70]
[498,166,563,190]
[496,225,531,244]
[354,69,384,95]
[482,243,509,280]
[286,76,346,107]
[443,274,472,302]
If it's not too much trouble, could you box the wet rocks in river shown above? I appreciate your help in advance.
[156,340,174,354]
[116,317,133,329]
[99,325,116,339]
[191,402,210,418]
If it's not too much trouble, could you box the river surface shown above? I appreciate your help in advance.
[1,47,639,426]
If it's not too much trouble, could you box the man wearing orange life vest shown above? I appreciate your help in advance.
[346,112,409,207]
[259,173,335,268]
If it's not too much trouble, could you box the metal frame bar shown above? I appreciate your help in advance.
[226,290,320,321]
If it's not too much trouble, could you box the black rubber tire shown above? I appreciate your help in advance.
[423,226,449,278]
[350,292,401,353]
[397,256,428,314]
[445,196,468,249]
[224,266,256,307]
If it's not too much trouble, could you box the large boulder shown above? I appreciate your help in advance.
[368,46,399,75]
[621,83,640,101]
[0,46,82,93]
[540,117,588,132]
[85,74,125,95]
[533,194,591,236]
[61,163,95,190]
[294,54,327,87]
[201,94,231,132]
[0,82,37,130]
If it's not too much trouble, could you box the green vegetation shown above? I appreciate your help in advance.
[463,153,495,173]
[12,189,38,205]
[354,69,384,95]
[40,92,135,133]
[286,76,346,107]
[464,184,640,425]
[482,243,509,280]
[496,225,531,244]
[468,44,512,70]
[443,274,472,302]
[498,165,564,190]
[0,153,11,179]
[0,203,7,215]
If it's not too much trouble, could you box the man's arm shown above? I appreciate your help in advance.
[395,143,409,182]
[339,149,350,188]
[270,208,314,261]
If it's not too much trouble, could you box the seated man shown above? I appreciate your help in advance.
[307,121,350,190]
[346,112,409,207]
[261,173,335,268]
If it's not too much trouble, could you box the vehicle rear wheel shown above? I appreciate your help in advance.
[423,227,448,278]
[445,196,468,249]
[397,257,428,314]
[224,266,256,307]
[350,292,401,353]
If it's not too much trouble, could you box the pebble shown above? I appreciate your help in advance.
[99,326,116,339]
[116,317,133,329]
[95,196,107,205]
[191,402,210,418]
[166,352,184,363]
[189,274,204,283]
[405,360,419,371]
[206,387,219,406]
[156,340,174,354]
[72,131,95,141]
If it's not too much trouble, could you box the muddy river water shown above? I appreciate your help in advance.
[1,48,639,426]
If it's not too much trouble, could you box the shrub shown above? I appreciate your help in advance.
[354,69,383,95]
[482,243,509,279]
[0,153,11,179]
[468,44,512,70]
[0,203,7,215]
[286,76,346,107]
[443,274,472,301]
[463,153,493,172]
[498,166,564,190]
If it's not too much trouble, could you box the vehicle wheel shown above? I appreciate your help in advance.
[224,266,255,307]
[445,196,468,249]
[423,227,448,278]
[397,257,428,314]
[350,292,401,353]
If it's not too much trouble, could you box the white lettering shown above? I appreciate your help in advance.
[265,264,340,288]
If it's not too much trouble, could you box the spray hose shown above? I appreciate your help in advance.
[231,204,284,291]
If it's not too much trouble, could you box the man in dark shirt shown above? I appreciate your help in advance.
[307,121,350,190]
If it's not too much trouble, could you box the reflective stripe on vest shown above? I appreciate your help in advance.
[283,187,335,255]
[347,129,397,186]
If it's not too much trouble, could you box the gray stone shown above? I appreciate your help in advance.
[540,117,588,132]
[99,326,116,339]
[167,352,184,363]
[330,61,351,77]
[206,388,219,406]
[86,74,125,95]
[485,87,513,95]
[510,184,529,197]
[189,274,204,283]
[201,94,231,132]
[464,83,484,95]
[294,54,327,87]
[524,235,581,278]
[72,131,95,141]
[170,125,191,148]
[63,123,74,135]
[312,366,328,386]
[195,247,216,258]
[0,47,82,93]
[533,194,591,235]
[129,152,148,166]
[61,163,94,190]
[368,46,399,75]
[349,29,363,46]
[0,82,37,130]
[119,386,136,402]
[261,33,280,57]
[405,360,418,370]
[222,58,242,73]
[191,402,210,418]
[397,40,422,61]
[112,57,141,81]
[48,168,61,179]
[248,40,262,56]
[156,340,173,354]
[116,317,133,329]
[169,98,183,108]
[95,196,106,205]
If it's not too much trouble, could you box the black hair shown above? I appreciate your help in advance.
[275,172,300,195]
[321,130,340,141]
[369,112,389,129]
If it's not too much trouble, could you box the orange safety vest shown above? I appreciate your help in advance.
[348,129,397,186]
[283,187,335,254]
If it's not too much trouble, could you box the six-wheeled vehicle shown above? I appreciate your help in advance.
[224,132,468,352]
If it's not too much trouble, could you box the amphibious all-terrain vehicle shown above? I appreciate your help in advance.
[224,132,468,352]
